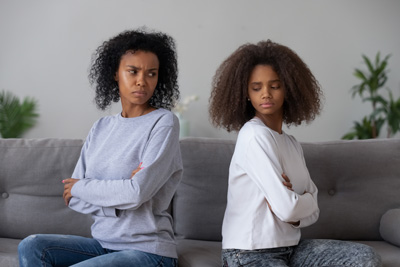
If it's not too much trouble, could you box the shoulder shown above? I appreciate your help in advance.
[150,109,178,128]
[234,119,279,158]
[233,119,282,164]
[96,114,117,124]
[238,118,275,145]
[89,115,117,131]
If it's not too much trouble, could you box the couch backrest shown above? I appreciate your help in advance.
[2,137,399,242]
[0,139,93,239]
[173,138,235,241]
[174,137,400,242]
[301,138,400,240]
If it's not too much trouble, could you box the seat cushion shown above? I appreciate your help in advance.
[356,240,400,267]
[177,239,221,267]
[0,238,20,267]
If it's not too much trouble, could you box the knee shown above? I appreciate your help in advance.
[18,235,44,267]
[18,234,49,256]
[18,235,39,254]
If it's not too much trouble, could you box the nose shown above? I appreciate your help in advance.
[136,73,146,87]
[261,88,271,99]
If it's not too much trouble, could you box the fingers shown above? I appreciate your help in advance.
[63,185,72,206]
[137,162,143,170]
[62,178,78,184]
[131,162,144,178]
[63,191,71,206]
[281,173,290,182]
[281,173,293,191]
[62,178,79,206]
[283,182,294,191]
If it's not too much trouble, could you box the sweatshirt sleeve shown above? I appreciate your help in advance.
[67,121,117,217]
[243,134,319,225]
[70,116,182,210]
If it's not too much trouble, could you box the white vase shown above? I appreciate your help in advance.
[175,113,189,138]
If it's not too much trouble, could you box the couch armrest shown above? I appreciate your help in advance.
[380,209,400,247]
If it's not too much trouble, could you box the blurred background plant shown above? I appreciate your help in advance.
[173,95,199,115]
[0,90,39,138]
[342,52,400,139]
[173,95,199,138]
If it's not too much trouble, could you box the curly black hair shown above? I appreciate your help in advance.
[89,28,179,110]
[209,40,323,132]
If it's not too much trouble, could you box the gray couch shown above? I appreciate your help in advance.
[1,138,400,267]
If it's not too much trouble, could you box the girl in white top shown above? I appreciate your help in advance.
[209,40,381,267]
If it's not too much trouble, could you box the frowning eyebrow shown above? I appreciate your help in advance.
[126,65,159,71]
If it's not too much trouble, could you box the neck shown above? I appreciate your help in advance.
[255,112,283,134]
[121,103,154,118]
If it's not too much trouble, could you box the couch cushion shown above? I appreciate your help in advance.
[0,238,20,267]
[173,138,235,241]
[300,139,400,241]
[0,139,93,239]
[176,239,221,267]
[380,209,400,247]
[356,240,400,267]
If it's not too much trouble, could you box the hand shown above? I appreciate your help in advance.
[131,162,144,179]
[281,173,293,191]
[62,178,80,206]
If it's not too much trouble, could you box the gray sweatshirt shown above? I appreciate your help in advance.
[69,108,183,258]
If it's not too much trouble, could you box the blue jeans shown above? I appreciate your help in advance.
[222,239,382,267]
[18,234,178,267]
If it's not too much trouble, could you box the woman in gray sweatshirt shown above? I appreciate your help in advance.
[18,28,182,267]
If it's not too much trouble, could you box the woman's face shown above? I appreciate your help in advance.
[115,50,159,108]
[247,64,285,118]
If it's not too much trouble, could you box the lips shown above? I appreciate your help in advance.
[260,102,274,108]
[132,91,147,96]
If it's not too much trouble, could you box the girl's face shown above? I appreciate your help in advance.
[247,64,285,118]
[115,50,159,108]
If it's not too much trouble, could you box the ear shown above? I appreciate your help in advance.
[114,73,119,82]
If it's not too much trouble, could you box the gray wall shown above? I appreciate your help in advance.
[1,0,399,142]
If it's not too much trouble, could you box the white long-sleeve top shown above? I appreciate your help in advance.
[222,117,319,250]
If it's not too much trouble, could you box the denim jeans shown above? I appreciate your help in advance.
[222,239,382,267]
[18,234,178,267]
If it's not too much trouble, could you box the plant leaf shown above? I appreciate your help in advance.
[362,54,375,74]
[0,90,39,138]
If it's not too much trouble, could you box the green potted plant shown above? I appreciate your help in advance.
[0,90,39,138]
[343,52,400,139]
